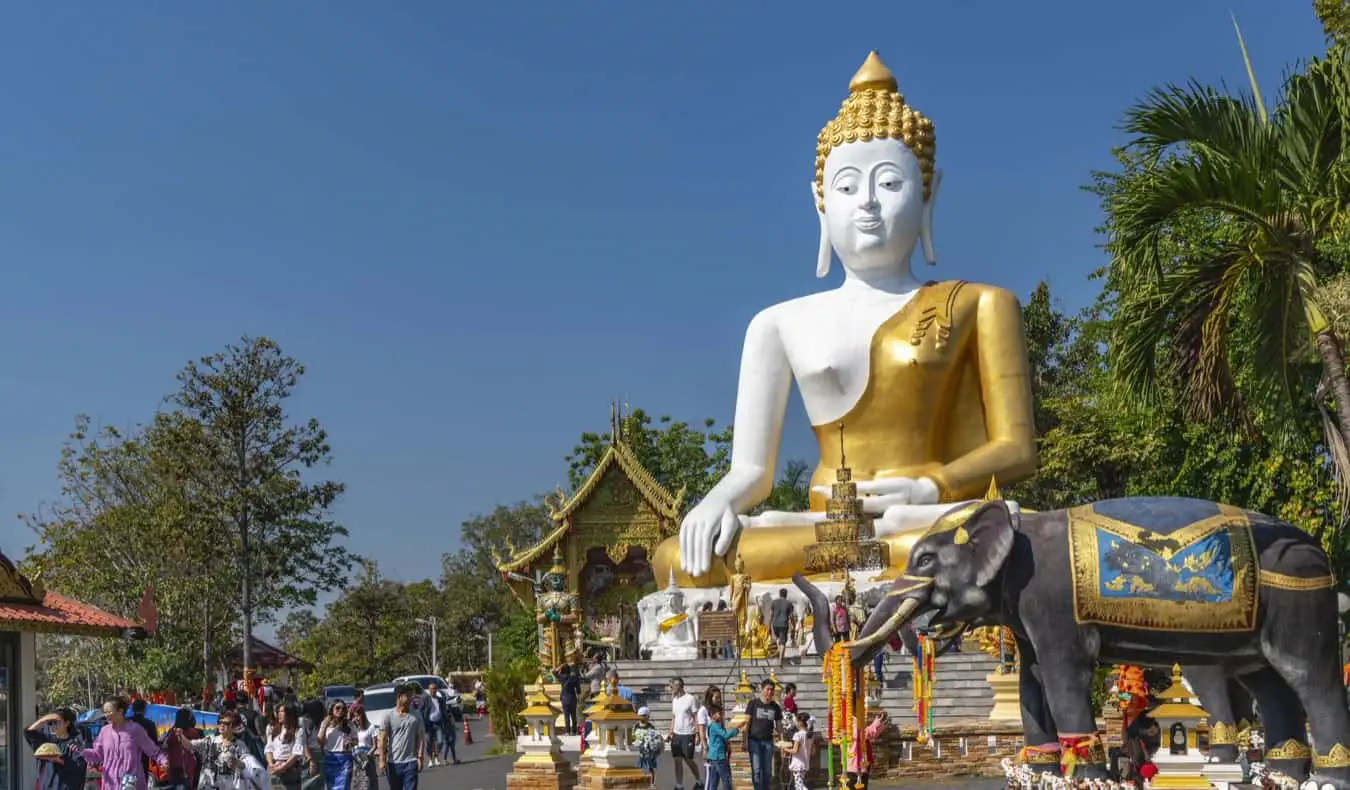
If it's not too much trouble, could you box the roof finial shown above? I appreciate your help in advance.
[985,476,1001,501]
[610,401,619,443]
[838,422,847,469]
[667,565,676,589]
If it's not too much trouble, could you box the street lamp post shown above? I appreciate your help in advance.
[469,632,493,670]
[415,616,438,677]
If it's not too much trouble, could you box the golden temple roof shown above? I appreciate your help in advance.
[519,677,560,717]
[495,423,684,573]
[1150,664,1209,720]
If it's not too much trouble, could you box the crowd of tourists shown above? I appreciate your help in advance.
[23,682,468,790]
[557,664,885,790]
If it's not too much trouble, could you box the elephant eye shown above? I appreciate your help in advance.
[915,553,935,570]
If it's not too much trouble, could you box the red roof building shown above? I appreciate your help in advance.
[0,553,140,637]
[0,551,148,790]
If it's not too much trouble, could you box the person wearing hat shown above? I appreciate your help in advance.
[25,710,87,790]
[633,706,662,783]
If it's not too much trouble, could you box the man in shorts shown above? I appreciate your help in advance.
[667,677,703,790]
[769,589,793,652]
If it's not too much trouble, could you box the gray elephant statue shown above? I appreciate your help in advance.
[798,496,1347,787]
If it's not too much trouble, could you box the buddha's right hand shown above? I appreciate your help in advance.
[678,497,741,577]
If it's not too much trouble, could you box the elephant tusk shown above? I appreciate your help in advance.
[851,597,921,651]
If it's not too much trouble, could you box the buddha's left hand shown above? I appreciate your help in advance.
[809,477,940,511]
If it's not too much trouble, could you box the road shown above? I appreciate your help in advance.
[415,719,1007,790]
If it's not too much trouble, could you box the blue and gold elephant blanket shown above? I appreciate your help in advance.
[1066,497,1260,632]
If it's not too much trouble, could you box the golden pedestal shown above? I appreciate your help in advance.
[986,669,1020,721]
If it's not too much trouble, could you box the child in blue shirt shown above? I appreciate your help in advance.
[704,705,740,790]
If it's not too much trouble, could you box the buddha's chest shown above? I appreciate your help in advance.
[781,290,971,422]
[781,298,908,396]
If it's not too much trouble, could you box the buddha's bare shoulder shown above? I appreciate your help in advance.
[943,280,1023,314]
[745,290,844,331]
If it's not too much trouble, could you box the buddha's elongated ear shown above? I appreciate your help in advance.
[920,169,942,266]
[814,181,832,278]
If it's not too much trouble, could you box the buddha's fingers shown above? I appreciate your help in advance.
[713,511,740,561]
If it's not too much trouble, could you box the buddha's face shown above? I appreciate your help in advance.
[821,138,924,275]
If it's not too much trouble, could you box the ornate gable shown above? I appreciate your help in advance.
[494,429,685,575]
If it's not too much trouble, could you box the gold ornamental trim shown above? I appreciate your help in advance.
[1066,503,1259,632]
[1208,721,1237,746]
[1259,570,1337,591]
[1313,744,1350,770]
[547,440,684,522]
[1266,739,1313,761]
[1019,747,1061,765]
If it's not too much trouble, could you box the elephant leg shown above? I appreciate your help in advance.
[1227,677,1255,725]
[1017,638,1061,776]
[1037,657,1109,780]
[1182,665,1239,762]
[1263,610,1350,790]
[1237,666,1310,782]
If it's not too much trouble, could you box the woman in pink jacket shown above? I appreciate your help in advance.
[82,697,166,790]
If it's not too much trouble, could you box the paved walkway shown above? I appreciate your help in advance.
[417,719,1006,790]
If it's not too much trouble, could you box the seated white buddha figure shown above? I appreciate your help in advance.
[653,52,1038,587]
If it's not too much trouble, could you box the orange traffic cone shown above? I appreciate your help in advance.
[463,716,473,744]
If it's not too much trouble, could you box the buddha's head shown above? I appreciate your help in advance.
[814,52,940,279]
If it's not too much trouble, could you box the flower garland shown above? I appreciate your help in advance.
[912,633,936,743]
[1001,758,1137,790]
[1113,665,1149,725]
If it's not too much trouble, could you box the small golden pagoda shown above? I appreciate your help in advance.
[803,423,890,574]
[505,678,577,790]
[1147,665,1212,790]
[578,681,647,789]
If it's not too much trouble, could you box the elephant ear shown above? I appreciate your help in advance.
[962,500,1015,588]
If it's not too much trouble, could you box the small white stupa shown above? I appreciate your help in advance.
[1147,665,1214,790]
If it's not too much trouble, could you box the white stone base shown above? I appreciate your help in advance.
[558,735,582,752]
[1203,759,1245,790]
[1149,750,1213,789]
[589,747,641,771]
[638,570,898,661]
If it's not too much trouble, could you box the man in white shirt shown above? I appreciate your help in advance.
[667,677,703,790]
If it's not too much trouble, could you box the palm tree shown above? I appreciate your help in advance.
[1104,28,1350,495]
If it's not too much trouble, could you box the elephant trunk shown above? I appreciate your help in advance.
[791,573,835,652]
[851,597,920,655]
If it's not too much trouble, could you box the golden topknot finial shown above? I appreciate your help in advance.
[815,51,936,211]
[985,477,1001,501]
[848,51,898,94]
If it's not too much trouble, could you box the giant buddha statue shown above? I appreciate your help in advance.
[652,51,1038,588]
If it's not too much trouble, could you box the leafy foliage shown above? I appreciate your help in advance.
[167,336,356,674]
[565,409,732,508]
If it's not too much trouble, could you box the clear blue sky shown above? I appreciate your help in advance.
[0,2,1325,592]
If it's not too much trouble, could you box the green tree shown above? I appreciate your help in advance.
[751,460,812,514]
[276,610,319,652]
[565,408,732,508]
[1103,52,1350,490]
[24,414,238,696]
[168,336,355,682]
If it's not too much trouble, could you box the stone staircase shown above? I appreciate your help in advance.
[613,649,999,730]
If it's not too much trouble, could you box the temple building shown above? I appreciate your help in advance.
[0,551,145,790]
[496,412,683,660]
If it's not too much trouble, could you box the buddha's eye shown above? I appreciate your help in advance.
[835,182,858,195]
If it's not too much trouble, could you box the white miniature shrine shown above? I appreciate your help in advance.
[1147,665,1215,790]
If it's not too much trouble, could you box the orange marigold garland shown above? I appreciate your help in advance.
[912,633,935,743]
[1114,664,1149,727]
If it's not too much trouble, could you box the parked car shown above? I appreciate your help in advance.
[321,685,358,705]
[391,675,449,692]
[390,675,450,715]
[361,683,399,730]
